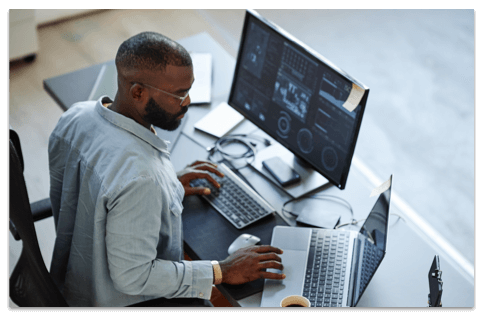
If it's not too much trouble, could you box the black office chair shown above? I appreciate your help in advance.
[9,131,68,307]
[9,129,212,307]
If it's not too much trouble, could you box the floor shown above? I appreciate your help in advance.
[8,9,474,306]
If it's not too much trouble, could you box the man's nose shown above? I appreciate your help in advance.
[182,95,191,107]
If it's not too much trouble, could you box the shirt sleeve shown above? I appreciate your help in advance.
[105,175,214,299]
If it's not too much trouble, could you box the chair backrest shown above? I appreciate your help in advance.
[9,130,192,307]
[9,137,68,307]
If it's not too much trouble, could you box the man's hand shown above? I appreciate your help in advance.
[177,160,224,196]
[219,245,285,285]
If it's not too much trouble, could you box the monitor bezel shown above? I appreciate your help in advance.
[228,9,369,190]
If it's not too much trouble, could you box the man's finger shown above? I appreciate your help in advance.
[193,171,221,188]
[259,271,286,280]
[259,261,284,270]
[183,170,221,189]
[254,245,283,254]
[190,160,218,168]
[193,164,225,178]
[257,253,282,263]
[184,186,211,196]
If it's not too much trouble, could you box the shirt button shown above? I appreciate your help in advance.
[199,292,204,298]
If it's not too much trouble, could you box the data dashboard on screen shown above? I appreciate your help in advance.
[228,10,369,189]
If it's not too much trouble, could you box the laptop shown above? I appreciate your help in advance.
[260,175,392,307]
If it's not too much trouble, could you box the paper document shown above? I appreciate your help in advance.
[342,82,365,112]
[194,102,244,138]
[189,53,213,104]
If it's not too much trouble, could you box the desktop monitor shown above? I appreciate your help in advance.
[228,10,369,190]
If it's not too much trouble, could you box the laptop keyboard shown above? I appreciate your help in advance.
[303,230,350,307]
[190,163,274,229]
[358,239,384,296]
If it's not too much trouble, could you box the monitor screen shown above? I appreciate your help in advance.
[228,10,369,189]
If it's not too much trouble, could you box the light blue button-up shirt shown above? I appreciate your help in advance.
[48,97,213,307]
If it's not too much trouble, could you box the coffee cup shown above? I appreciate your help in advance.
[280,295,311,307]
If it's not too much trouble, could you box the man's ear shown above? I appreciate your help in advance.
[130,83,146,102]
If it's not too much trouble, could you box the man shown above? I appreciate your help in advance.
[48,31,285,307]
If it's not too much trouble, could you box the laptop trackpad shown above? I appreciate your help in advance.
[270,226,311,251]
[260,250,307,307]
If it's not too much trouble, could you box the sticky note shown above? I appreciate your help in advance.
[370,175,392,197]
[342,83,365,112]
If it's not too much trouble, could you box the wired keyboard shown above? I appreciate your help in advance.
[190,163,275,229]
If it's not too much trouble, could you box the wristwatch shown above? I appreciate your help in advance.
[211,260,223,285]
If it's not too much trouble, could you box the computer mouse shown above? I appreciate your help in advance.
[228,234,261,255]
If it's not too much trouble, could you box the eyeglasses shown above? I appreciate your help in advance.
[136,82,190,106]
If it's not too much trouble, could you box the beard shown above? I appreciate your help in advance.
[143,97,188,131]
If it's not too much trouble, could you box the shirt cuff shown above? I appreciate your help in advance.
[187,260,214,300]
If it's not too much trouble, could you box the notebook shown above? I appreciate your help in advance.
[260,175,392,307]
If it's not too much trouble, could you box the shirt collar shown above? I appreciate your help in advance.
[95,96,170,155]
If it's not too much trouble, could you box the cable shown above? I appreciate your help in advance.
[208,134,405,229]
[282,194,355,225]
[335,219,365,230]
[335,213,406,230]
[207,134,271,170]
[282,192,405,230]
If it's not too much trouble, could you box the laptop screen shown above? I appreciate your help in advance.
[359,177,392,252]
[350,177,392,306]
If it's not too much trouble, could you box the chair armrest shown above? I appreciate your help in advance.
[10,198,53,241]
[10,220,21,241]
[30,198,53,222]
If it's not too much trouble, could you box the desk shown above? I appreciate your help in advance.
[44,32,474,308]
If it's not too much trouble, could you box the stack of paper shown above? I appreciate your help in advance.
[189,52,212,104]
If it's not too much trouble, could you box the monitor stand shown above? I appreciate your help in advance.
[251,142,330,199]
